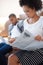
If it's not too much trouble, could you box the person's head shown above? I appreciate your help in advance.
[19,0,42,18]
[9,14,17,25]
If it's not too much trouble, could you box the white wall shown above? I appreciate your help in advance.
[0,0,24,17]
[0,0,43,17]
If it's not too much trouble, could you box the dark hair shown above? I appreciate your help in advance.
[19,0,42,11]
[9,14,16,18]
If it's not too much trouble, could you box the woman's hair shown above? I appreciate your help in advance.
[19,0,42,11]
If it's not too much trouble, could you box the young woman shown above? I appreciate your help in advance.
[8,0,43,65]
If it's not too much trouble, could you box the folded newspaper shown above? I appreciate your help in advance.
[0,30,43,51]
[11,30,43,51]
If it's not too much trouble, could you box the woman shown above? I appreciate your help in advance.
[8,0,43,65]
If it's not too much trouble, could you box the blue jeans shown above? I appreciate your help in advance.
[0,43,12,55]
[0,53,7,65]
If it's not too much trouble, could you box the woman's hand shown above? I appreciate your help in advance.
[35,35,42,41]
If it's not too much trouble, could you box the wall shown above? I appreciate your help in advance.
[0,0,43,17]
[0,0,24,17]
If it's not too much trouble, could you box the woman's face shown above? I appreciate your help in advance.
[22,5,36,18]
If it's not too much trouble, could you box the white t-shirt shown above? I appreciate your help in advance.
[11,16,43,50]
[8,24,21,38]
[24,16,43,37]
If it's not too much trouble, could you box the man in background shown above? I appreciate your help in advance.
[0,13,21,55]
